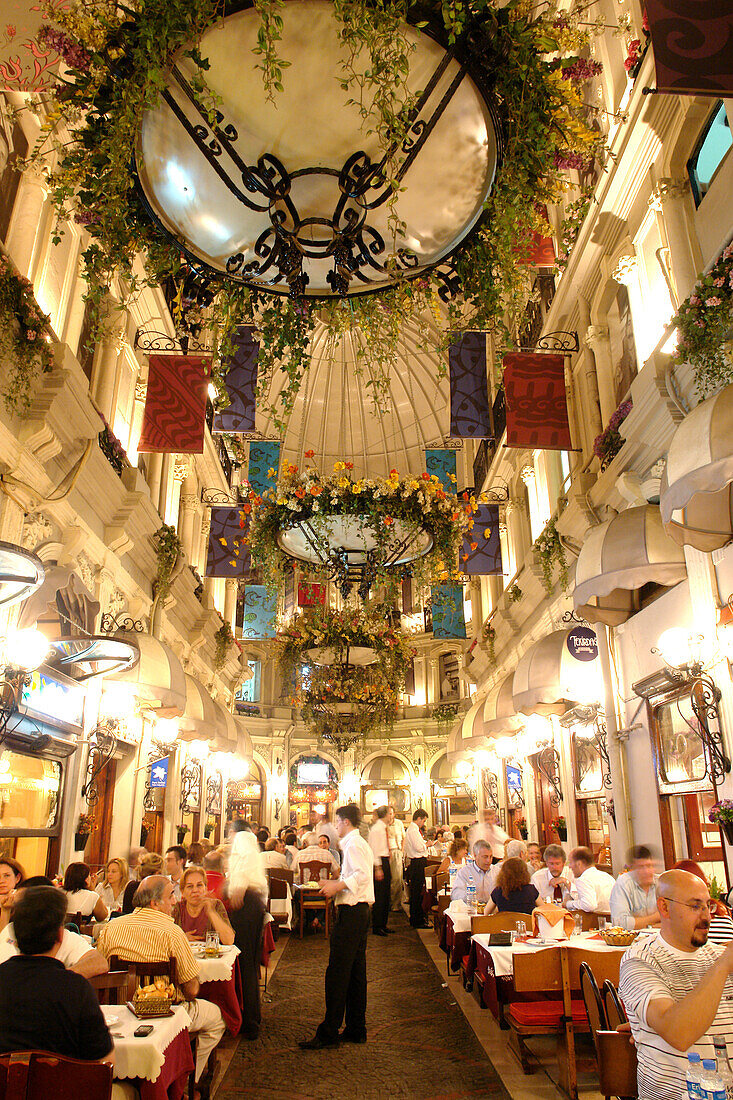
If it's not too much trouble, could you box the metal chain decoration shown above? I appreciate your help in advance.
[81,723,118,807]
[536,744,563,806]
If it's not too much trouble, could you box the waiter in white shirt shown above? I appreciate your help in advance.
[299,804,375,1049]
[369,806,392,936]
[404,809,430,929]
[467,808,510,863]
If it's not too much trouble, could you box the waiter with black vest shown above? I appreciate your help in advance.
[298,803,375,1049]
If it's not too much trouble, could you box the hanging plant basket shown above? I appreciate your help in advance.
[74,831,90,851]
[176,826,188,844]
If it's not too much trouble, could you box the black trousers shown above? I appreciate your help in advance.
[408,857,426,927]
[372,857,392,932]
[316,902,371,1043]
[229,887,266,1035]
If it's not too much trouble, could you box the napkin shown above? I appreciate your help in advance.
[531,904,574,940]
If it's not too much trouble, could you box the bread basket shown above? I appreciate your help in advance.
[128,995,174,1018]
[600,927,637,947]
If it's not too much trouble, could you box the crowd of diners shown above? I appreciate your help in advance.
[0,803,731,1100]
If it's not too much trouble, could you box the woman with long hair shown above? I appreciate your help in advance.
[95,857,129,913]
[484,856,539,915]
[0,858,24,932]
[63,862,108,921]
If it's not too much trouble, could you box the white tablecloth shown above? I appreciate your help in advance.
[269,883,293,929]
[471,932,627,978]
[102,1003,190,1083]
[192,943,240,982]
[445,903,472,934]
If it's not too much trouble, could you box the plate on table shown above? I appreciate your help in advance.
[104,1015,119,1026]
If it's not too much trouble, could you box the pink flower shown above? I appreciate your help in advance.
[689,296,701,306]
[26,330,37,341]
[705,296,722,307]
[714,277,726,287]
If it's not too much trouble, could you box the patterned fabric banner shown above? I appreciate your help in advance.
[138,355,209,454]
[212,326,258,434]
[206,507,250,578]
[646,0,733,96]
[503,352,572,450]
[425,449,457,491]
[248,441,280,497]
[298,582,326,607]
[462,505,503,575]
[431,584,467,639]
[449,332,491,438]
[514,208,555,266]
[240,585,277,640]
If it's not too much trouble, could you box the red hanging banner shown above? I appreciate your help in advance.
[503,352,572,450]
[297,582,326,608]
[138,355,209,454]
[513,206,555,266]
[646,0,733,96]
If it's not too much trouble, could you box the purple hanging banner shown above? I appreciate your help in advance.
[212,326,258,434]
[449,331,491,438]
[462,505,503,575]
[206,507,251,577]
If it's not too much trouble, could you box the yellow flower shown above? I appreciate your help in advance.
[337,477,349,489]
[409,480,419,490]
[333,461,346,471]
[267,467,276,478]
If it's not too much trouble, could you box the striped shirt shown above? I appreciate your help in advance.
[619,931,733,1100]
[97,907,200,988]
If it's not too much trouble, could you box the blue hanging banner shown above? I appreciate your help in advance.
[431,584,467,639]
[240,585,277,639]
[424,449,457,492]
[149,756,169,789]
[461,504,503,575]
[248,441,281,497]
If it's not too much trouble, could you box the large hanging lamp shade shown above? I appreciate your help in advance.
[482,672,522,738]
[179,675,223,743]
[0,542,44,609]
[512,627,602,716]
[573,505,687,626]
[108,633,186,717]
[660,384,733,551]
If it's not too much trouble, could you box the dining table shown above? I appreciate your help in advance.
[194,943,244,1035]
[101,1003,194,1100]
[440,910,473,973]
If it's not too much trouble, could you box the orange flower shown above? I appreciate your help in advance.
[462,492,469,501]
[242,502,252,514]
[310,485,322,496]
[462,553,469,562]
[384,515,394,525]
[452,511,461,521]
[304,449,315,458]
[422,472,430,480]
[470,542,478,551]
[345,461,354,470]
[436,489,446,499]
[295,488,305,499]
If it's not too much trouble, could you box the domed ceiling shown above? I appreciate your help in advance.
[255,311,455,478]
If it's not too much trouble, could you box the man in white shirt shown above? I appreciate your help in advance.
[564,847,615,912]
[467,808,510,862]
[262,837,289,870]
[369,805,392,937]
[316,810,341,860]
[386,807,405,912]
[619,869,733,1100]
[299,804,375,1049]
[0,876,108,978]
[165,845,187,902]
[610,845,660,931]
[404,809,430,929]
[451,840,497,906]
[227,822,268,1040]
[531,844,576,903]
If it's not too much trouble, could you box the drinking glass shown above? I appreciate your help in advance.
[573,913,583,937]
[205,930,220,956]
[515,920,527,942]
[598,917,608,932]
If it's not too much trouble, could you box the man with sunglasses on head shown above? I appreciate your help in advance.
[619,869,733,1100]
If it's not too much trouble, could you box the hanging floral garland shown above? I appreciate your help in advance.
[245,457,476,593]
[22,0,605,423]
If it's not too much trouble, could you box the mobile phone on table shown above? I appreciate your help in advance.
[133,1024,154,1037]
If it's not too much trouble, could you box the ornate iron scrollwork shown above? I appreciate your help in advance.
[536,745,563,805]
[100,612,145,634]
[81,724,117,807]
[686,671,731,786]
[482,768,499,811]
[561,609,590,627]
[205,771,223,817]
[200,487,241,506]
[180,758,203,815]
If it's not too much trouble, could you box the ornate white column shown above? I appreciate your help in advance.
[585,323,617,426]
[224,578,238,629]
[178,479,199,562]
[92,300,126,423]
[5,164,47,279]
[650,178,700,304]
[506,495,529,565]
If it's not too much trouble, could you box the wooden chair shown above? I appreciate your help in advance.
[602,979,628,1029]
[89,970,134,1005]
[298,861,332,939]
[470,912,531,934]
[595,1030,638,1100]
[107,955,178,991]
[266,874,291,932]
[268,867,294,887]
[579,961,608,1058]
[578,911,605,931]
[0,1050,113,1100]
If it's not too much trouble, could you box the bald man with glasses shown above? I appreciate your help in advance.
[619,869,733,1100]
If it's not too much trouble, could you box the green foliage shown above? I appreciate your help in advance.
[507,583,523,604]
[0,251,54,414]
[152,523,182,601]
[214,620,235,671]
[673,241,733,397]
[533,517,567,595]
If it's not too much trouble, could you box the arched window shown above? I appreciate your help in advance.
[687,101,732,207]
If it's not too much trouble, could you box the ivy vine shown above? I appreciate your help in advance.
[152,524,183,601]
[533,518,568,596]
[214,620,235,671]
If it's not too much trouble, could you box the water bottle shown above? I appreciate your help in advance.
[687,1052,703,1099]
[700,1058,726,1100]
[448,861,458,894]
[466,877,477,915]
[713,1039,733,1100]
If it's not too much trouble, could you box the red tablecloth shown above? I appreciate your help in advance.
[442,914,471,974]
[200,963,243,1035]
[464,938,546,1026]
[262,921,275,968]
[134,1028,194,1100]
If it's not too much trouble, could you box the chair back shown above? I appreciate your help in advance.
[267,875,289,901]
[268,867,294,886]
[595,1030,638,1099]
[602,979,628,1029]
[299,861,331,884]
[579,961,608,1053]
[470,912,532,935]
[435,871,450,893]
[0,1050,113,1100]
[425,859,442,875]
[512,948,563,994]
[108,955,178,991]
[578,911,603,931]
[89,970,134,1005]
[564,948,622,991]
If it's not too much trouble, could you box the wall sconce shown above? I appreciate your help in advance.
[0,627,51,735]
[271,760,288,818]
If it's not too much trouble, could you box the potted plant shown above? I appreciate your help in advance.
[74,812,93,851]
[203,822,214,839]
[552,815,567,842]
[516,816,528,840]
[176,824,188,845]
[709,800,733,846]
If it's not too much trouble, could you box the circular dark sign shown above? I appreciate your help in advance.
[566,626,598,663]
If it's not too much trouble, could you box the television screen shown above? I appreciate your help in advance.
[297,761,330,786]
